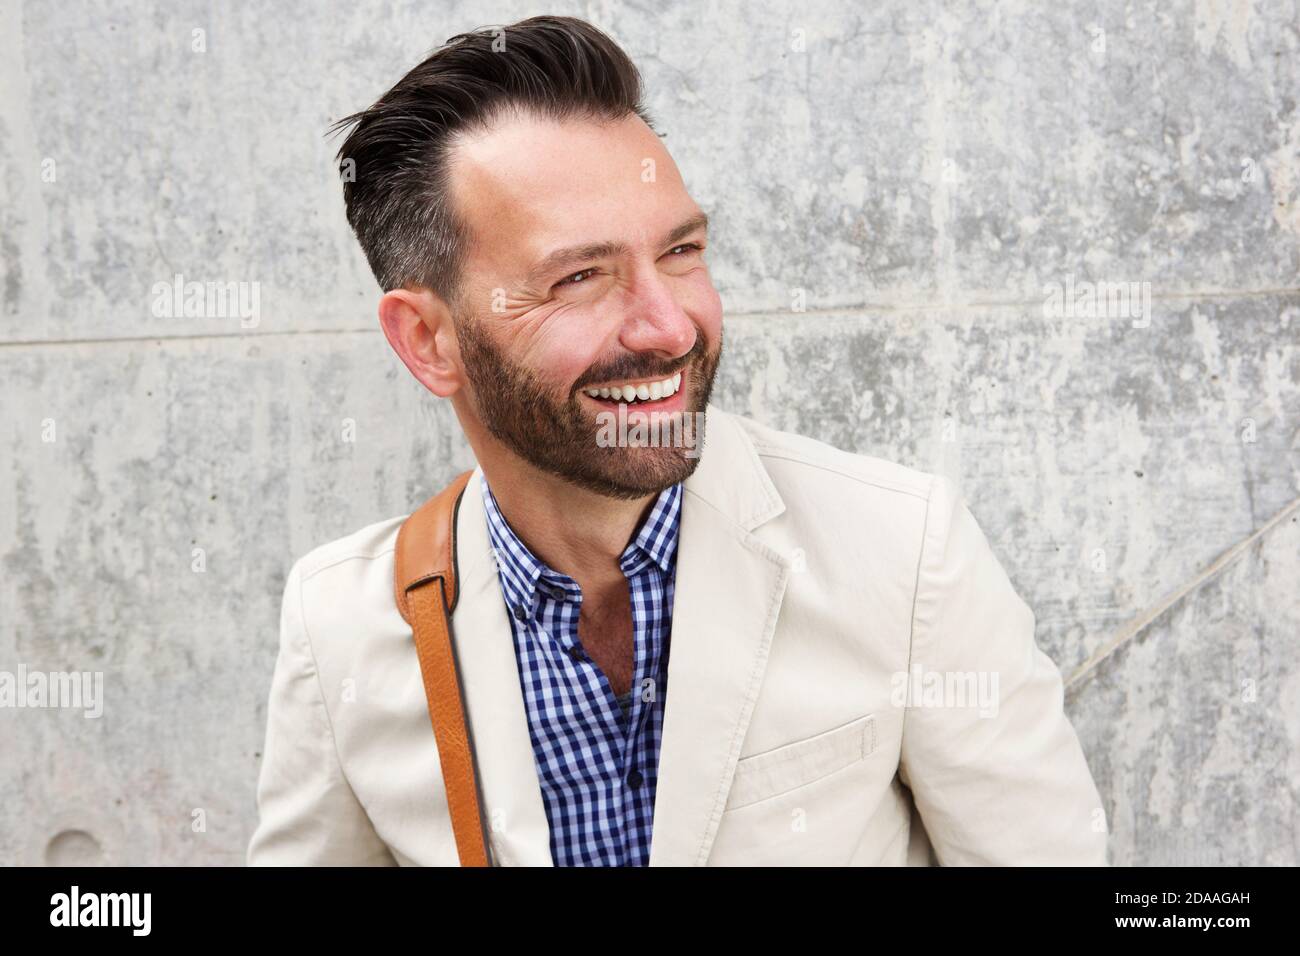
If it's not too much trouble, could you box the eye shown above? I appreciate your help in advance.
[667,242,703,256]
[554,267,598,289]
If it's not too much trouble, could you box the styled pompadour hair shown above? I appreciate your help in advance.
[330,15,655,307]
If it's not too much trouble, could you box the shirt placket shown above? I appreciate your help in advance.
[619,559,659,864]
[540,572,634,866]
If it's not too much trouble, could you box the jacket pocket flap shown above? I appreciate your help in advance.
[726,713,876,811]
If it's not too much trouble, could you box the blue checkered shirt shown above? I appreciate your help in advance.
[480,475,681,866]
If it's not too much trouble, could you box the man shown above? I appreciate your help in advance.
[247,15,1108,866]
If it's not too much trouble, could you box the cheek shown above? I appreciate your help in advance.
[682,272,724,341]
[517,306,608,389]
[553,350,599,392]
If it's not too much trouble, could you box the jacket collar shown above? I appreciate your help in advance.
[682,403,786,532]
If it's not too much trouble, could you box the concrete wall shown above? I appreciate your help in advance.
[1,0,1296,865]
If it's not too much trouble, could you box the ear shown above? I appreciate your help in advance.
[378,288,462,398]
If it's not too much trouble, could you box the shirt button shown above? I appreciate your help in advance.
[567,645,584,662]
[513,603,529,621]
[627,769,643,789]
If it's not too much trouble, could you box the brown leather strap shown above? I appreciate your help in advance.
[394,468,492,867]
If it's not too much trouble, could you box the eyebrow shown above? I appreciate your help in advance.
[524,212,710,287]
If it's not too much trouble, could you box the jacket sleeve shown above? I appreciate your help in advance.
[899,475,1109,865]
[247,558,397,866]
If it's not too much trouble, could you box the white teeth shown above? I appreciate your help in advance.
[585,372,683,404]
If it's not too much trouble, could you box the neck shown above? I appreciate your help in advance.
[475,445,658,585]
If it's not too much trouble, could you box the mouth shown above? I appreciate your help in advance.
[578,368,688,415]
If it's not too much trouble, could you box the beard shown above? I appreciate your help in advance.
[454,314,722,500]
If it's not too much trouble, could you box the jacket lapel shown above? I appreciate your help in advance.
[648,405,791,865]
[450,469,554,865]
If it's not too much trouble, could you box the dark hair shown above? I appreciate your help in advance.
[330,15,655,307]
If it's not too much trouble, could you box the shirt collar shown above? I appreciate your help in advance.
[480,476,683,612]
[624,480,683,576]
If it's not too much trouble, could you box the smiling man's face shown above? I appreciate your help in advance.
[444,109,724,499]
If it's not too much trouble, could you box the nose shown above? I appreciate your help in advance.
[617,265,698,361]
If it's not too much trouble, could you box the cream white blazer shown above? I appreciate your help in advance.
[247,405,1108,866]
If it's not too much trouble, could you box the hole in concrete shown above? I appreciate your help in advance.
[45,829,104,866]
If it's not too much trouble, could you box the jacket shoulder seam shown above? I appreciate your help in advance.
[749,445,932,502]
[299,546,397,585]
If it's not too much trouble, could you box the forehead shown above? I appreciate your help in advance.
[447,110,696,271]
